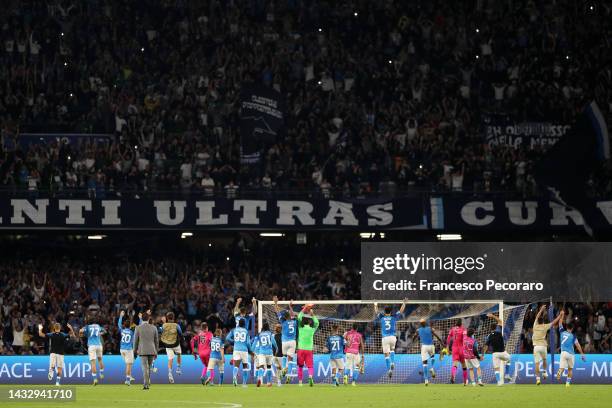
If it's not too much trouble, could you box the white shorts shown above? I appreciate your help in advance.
[232,350,249,363]
[49,353,64,368]
[420,345,435,361]
[492,351,511,368]
[533,345,547,363]
[166,346,181,360]
[559,351,575,369]
[465,358,480,369]
[381,336,397,354]
[282,340,296,356]
[87,345,103,360]
[207,357,224,373]
[345,352,361,368]
[120,349,134,364]
[256,354,274,367]
[330,358,345,370]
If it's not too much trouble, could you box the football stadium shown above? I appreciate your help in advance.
[0,1,611,407]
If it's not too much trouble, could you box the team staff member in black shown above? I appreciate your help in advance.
[273,324,284,385]
[38,322,75,386]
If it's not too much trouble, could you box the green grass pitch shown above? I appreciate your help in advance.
[1,384,611,408]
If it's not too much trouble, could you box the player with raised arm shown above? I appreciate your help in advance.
[556,310,586,387]
[118,310,140,385]
[533,304,563,385]
[190,322,213,385]
[39,322,75,386]
[79,316,106,385]
[484,313,512,385]
[296,304,319,387]
[234,297,258,328]
[254,322,278,387]
[343,323,364,386]
[273,296,297,383]
[159,312,183,383]
[446,318,467,384]
[204,328,225,386]
[413,319,443,385]
[374,299,407,378]
[227,319,251,387]
[463,328,484,387]
[326,325,345,387]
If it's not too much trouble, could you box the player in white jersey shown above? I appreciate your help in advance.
[532,305,562,385]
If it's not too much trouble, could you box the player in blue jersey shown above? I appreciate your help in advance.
[254,322,278,387]
[556,311,586,387]
[234,297,258,328]
[374,299,407,378]
[326,325,345,387]
[118,310,141,385]
[79,316,106,385]
[204,328,225,386]
[227,319,251,387]
[273,296,297,382]
[413,318,444,384]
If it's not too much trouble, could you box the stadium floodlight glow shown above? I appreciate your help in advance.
[180,232,193,239]
[87,235,105,240]
[354,12,358,16]
[436,233,462,241]
[259,232,284,237]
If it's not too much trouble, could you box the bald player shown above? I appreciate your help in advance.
[413,318,443,385]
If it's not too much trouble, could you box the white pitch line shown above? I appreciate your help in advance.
[77,399,241,408]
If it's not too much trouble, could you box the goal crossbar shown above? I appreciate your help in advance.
[258,299,505,331]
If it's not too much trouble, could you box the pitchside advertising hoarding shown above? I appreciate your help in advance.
[361,242,612,302]
[1,355,611,385]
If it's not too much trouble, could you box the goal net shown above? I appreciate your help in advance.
[258,300,532,384]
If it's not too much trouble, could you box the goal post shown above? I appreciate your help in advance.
[258,299,530,384]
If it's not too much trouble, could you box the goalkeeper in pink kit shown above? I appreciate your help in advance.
[446,319,468,384]
[191,322,213,382]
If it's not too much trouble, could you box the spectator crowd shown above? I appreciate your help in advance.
[0,0,610,198]
[0,238,359,355]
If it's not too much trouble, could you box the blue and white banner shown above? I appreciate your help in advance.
[1,354,610,385]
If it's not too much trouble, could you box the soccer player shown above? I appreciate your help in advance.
[446,318,467,384]
[484,313,512,385]
[296,305,319,387]
[463,328,484,387]
[413,319,443,385]
[273,296,297,383]
[191,322,213,384]
[118,310,139,385]
[227,319,251,387]
[272,324,284,386]
[204,328,225,386]
[374,299,407,378]
[532,305,563,385]
[79,316,106,385]
[556,311,586,387]
[326,325,345,386]
[343,323,364,386]
[38,322,74,386]
[234,297,258,328]
[159,312,183,383]
[254,322,278,387]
